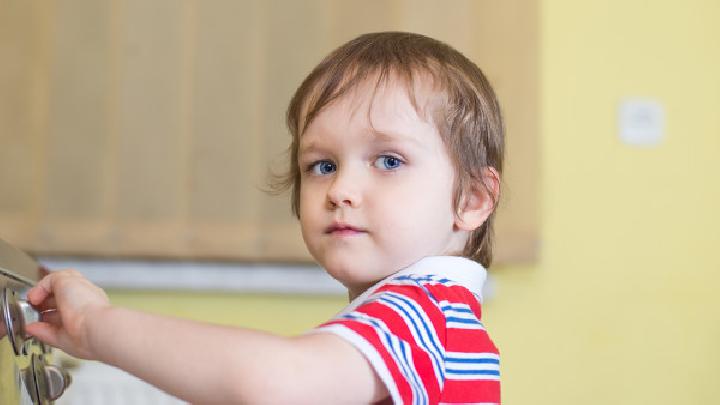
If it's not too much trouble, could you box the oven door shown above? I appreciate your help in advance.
[1,237,73,405]
[1,281,35,405]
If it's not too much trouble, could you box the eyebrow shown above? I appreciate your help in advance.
[299,129,424,156]
[371,128,415,142]
[368,129,428,151]
[298,141,325,156]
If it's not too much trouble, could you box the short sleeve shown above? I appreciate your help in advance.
[313,279,447,405]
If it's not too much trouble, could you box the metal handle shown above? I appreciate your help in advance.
[3,287,73,403]
[24,353,73,404]
[44,363,73,401]
[2,287,40,355]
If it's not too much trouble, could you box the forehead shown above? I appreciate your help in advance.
[300,73,442,145]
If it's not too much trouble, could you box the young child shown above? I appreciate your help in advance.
[26,31,504,404]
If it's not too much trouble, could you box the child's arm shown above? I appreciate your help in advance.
[25,269,389,404]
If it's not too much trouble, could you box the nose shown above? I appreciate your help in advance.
[326,167,362,209]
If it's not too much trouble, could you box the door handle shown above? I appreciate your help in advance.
[1,287,40,356]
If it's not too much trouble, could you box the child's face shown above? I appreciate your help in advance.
[298,78,468,296]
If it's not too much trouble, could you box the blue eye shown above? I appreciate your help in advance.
[374,155,404,170]
[310,160,336,175]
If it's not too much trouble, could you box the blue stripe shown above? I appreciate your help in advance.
[394,275,452,285]
[440,305,473,313]
[342,313,426,403]
[445,357,500,364]
[380,295,445,386]
[446,369,501,376]
[399,331,428,405]
[446,316,482,325]
[381,293,445,383]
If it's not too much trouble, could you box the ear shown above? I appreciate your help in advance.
[454,167,501,231]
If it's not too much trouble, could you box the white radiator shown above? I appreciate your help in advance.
[55,360,186,405]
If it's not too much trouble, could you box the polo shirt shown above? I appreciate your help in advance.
[315,256,500,404]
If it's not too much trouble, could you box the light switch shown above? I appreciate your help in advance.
[618,98,665,146]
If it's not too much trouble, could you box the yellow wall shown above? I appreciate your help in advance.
[488,1,719,403]
[107,291,346,336]
[107,1,720,403]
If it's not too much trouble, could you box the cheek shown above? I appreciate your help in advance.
[298,186,317,226]
[375,181,451,227]
[379,176,455,228]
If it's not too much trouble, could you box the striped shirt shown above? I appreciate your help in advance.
[315,256,500,404]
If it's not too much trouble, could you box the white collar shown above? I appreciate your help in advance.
[341,256,487,316]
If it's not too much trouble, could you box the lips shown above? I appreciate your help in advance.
[325,222,367,234]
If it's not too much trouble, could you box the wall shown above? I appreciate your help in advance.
[0,0,538,265]
[105,1,720,403]
[489,0,720,403]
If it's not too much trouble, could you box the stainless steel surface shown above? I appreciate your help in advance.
[0,238,40,286]
[3,288,25,355]
[43,363,72,401]
[23,355,41,404]
[24,353,71,404]
[3,288,41,356]
[1,237,72,404]
[1,285,34,404]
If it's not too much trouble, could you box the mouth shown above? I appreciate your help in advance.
[325,223,367,235]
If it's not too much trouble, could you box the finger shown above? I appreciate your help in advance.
[30,296,58,312]
[27,271,62,305]
[28,269,83,306]
[39,309,62,326]
[26,282,52,306]
[24,322,62,348]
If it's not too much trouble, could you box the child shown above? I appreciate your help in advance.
[26,31,504,404]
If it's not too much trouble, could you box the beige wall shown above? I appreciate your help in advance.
[0,0,538,264]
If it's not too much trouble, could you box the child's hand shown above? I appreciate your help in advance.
[25,269,111,360]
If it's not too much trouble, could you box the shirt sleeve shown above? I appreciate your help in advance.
[313,279,447,405]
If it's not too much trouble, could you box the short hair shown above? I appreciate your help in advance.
[271,31,504,268]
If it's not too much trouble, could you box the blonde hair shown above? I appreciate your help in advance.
[271,32,504,267]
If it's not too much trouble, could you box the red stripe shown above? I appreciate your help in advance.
[441,379,501,403]
[424,283,483,319]
[408,336,442,402]
[319,278,501,404]
[375,284,447,339]
[446,328,499,354]
[354,293,444,401]
[355,302,414,344]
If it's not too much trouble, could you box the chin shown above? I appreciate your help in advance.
[322,259,359,281]
[321,257,374,287]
